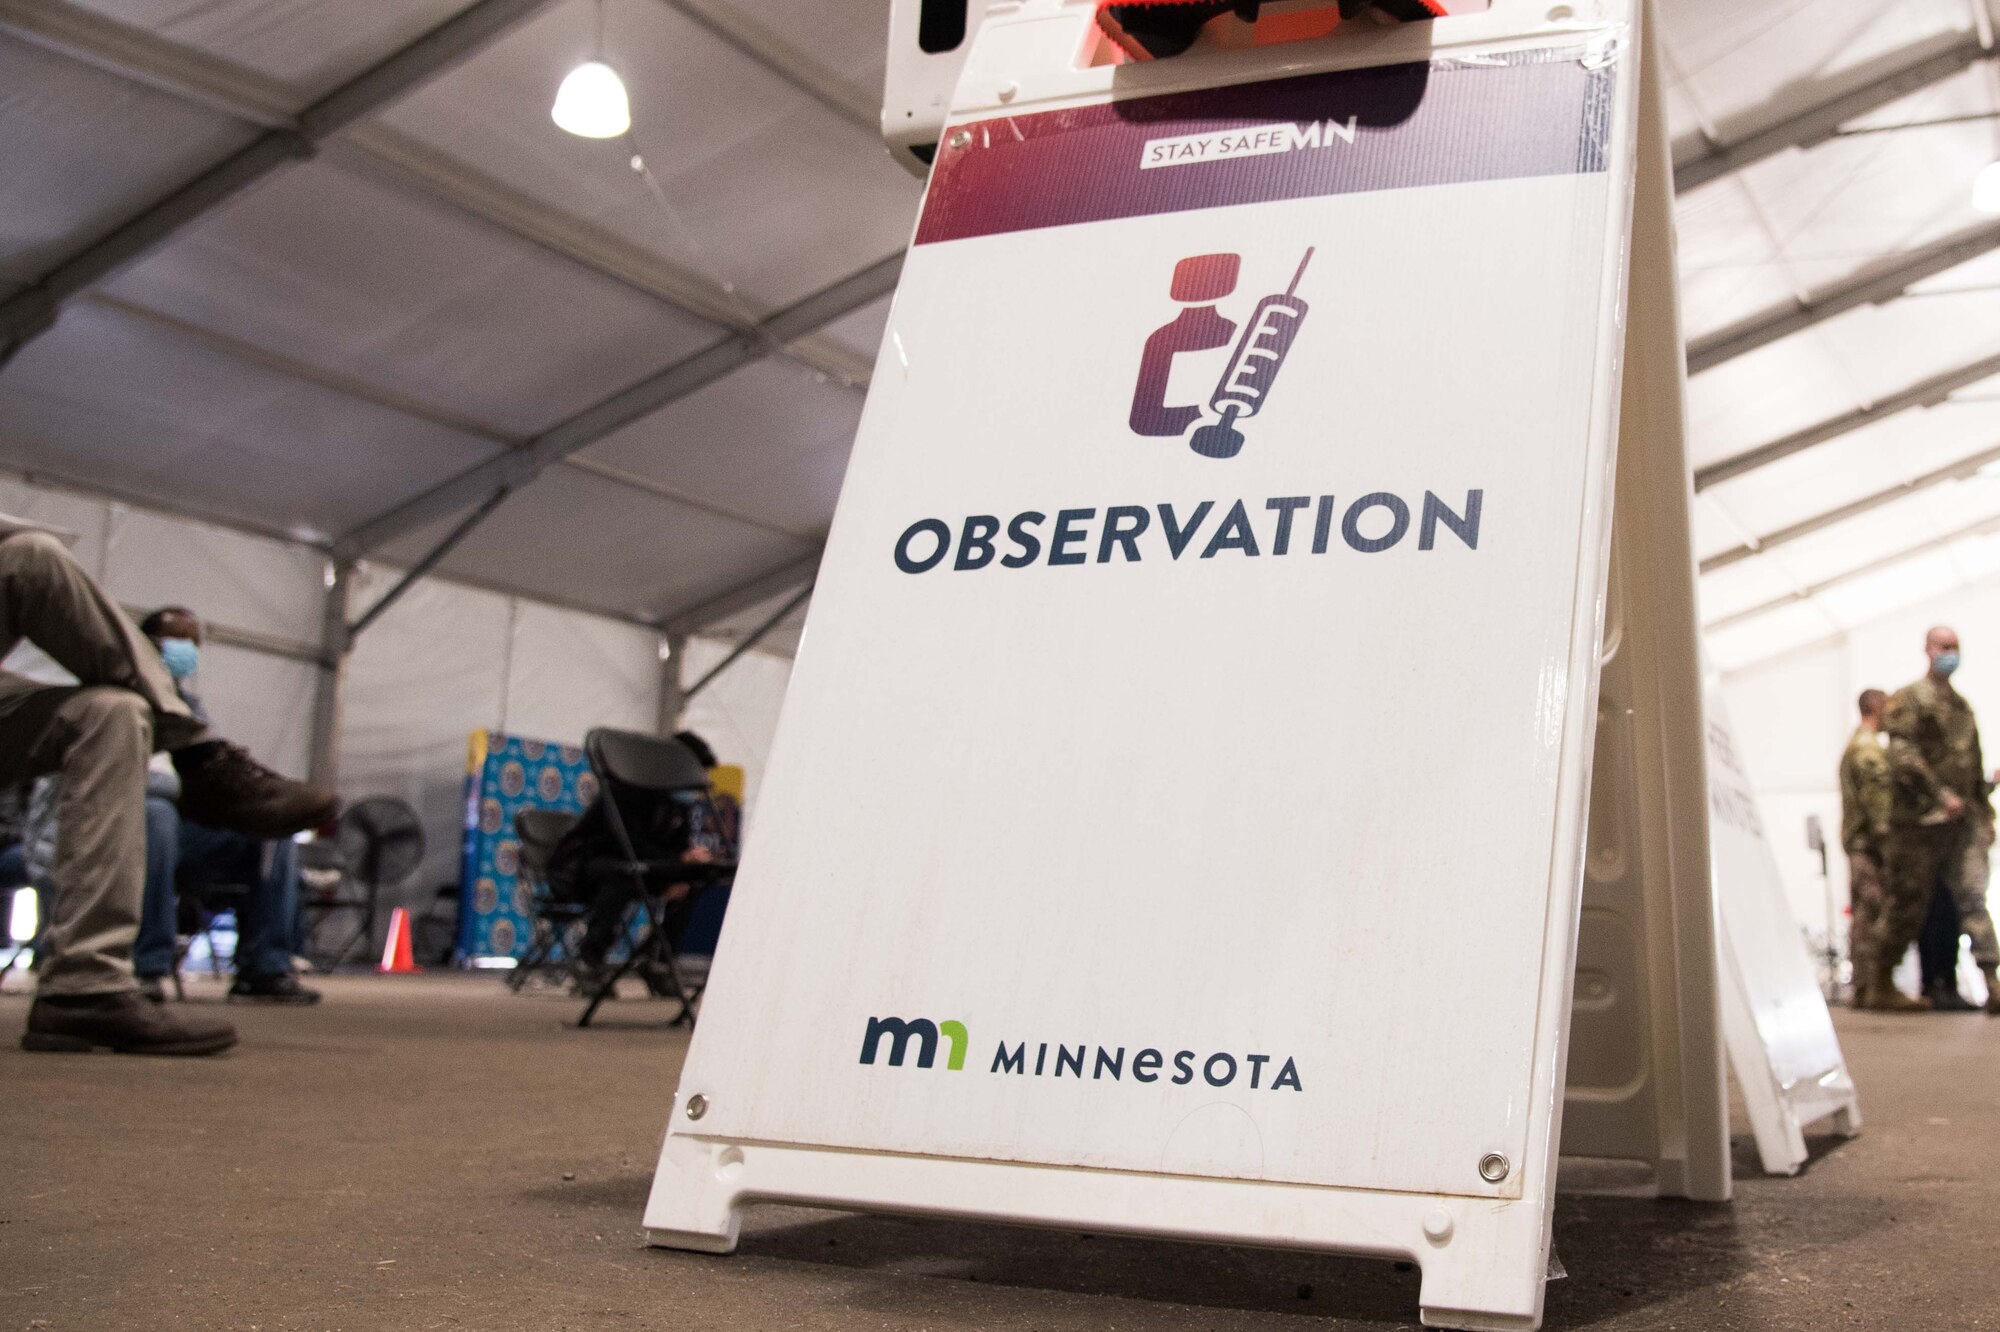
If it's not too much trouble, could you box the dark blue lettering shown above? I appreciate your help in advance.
[1265,496,1310,555]
[1098,505,1151,562]
[894,519,950,574]
[1421,489,1483,550]
[1203,1053,1237,1087]
[1172,1050,1196,1085]
[992,1042,1026,1074]
[955,514,1000,570]
[1093,1047,1125,1080]
[1246,1053,1270,1088]
[1312,495,1337,554]
[1049,509,1095,566]
[1201,500,1261,558]
[1133,1048,1163,1082]
[1002,511,1045,568]
[1158,501,1214,559]
[1273,1057,1303,1091]
[1055,1044,1085,1077]
[1342,493,1410,554]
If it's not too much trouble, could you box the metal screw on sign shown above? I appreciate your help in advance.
[685,1094,708,1121]
[1478,1153,1510,1184]
[949,130,971,150]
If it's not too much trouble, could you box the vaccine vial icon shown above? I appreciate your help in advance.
[1129,253,1241,439]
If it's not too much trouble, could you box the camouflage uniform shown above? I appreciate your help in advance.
[1838,724,1891,994]
[1878,678,1990,993]
[1960,803,1999,968]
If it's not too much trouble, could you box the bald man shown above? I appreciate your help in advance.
[1877,626,2000,1013]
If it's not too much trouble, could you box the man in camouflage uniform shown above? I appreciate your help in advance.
[1840,689,1896,1008]
[1878,626,2000,1014]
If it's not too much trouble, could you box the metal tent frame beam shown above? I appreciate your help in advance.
[1700,439,2000,574]
[77,294,816,542]
[1,0,878,391]
[1705,507,2000,635]
[1687,218,2000,375]
[650,0,875,130]
[0,0,556,365]
[660,550,821,638]
[1693,345,2000,492]
[335,251,903,560]
[1672,34,1993,194]
[332,129,875,388]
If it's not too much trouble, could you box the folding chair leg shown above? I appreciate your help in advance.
[577,935,648,1028]
[509,926,552,992]
[648,928,698,1028]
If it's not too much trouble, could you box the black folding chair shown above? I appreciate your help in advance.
[576,729,735,1028]
[507,807,581,992]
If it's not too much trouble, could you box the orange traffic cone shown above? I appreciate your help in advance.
[378,907,421,974]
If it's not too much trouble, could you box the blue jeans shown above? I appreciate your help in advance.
[134,796,300,978]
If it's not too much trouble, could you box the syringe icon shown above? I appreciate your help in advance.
[1189,246,1315,459]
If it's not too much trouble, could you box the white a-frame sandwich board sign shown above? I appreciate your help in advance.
[647,2,1735,1327]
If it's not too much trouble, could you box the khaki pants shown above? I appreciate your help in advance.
[0,532,205,995]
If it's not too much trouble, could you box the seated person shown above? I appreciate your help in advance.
[131,607,318,1005]
[548,731,735,994]
[0,525,336,1055]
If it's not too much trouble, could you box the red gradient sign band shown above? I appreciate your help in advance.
[916,47,1614,246]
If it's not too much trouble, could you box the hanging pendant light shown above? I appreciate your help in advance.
[1975,161,2000,217]
[552,60,630,138]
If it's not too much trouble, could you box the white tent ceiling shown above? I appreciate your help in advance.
[1,0,1997,665]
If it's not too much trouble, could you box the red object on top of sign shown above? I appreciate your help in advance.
[1096,0,1449,61]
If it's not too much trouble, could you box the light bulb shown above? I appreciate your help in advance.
[552,61,630,138]
[1976,161,2000,217]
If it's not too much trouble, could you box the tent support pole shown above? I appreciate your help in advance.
[346,484,513,641]
[681,583,813,705]
[656,634,688,735]
[309,563,352,792]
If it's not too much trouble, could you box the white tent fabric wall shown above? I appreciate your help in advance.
[678,635,792,816]
[336,562,665,923]
[1719,570,2000,971]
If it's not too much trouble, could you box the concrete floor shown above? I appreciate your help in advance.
[3,974,1996,1332]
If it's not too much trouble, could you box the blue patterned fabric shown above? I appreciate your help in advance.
[456,733,597,960]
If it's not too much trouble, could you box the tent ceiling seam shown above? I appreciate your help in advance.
[649,0,877,132]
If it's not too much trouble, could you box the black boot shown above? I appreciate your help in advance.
[23,991,237,1055]
[1927,983,1977,1013]
[174,741,339,839]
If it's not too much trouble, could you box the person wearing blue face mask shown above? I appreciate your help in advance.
[1877,625,2000,1015]
[132,606,319,1005]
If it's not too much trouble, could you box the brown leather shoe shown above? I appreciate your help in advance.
[173,740,338,839]
[22,991,237,1055]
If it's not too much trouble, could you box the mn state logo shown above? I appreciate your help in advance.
[1129,248,1315,459]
